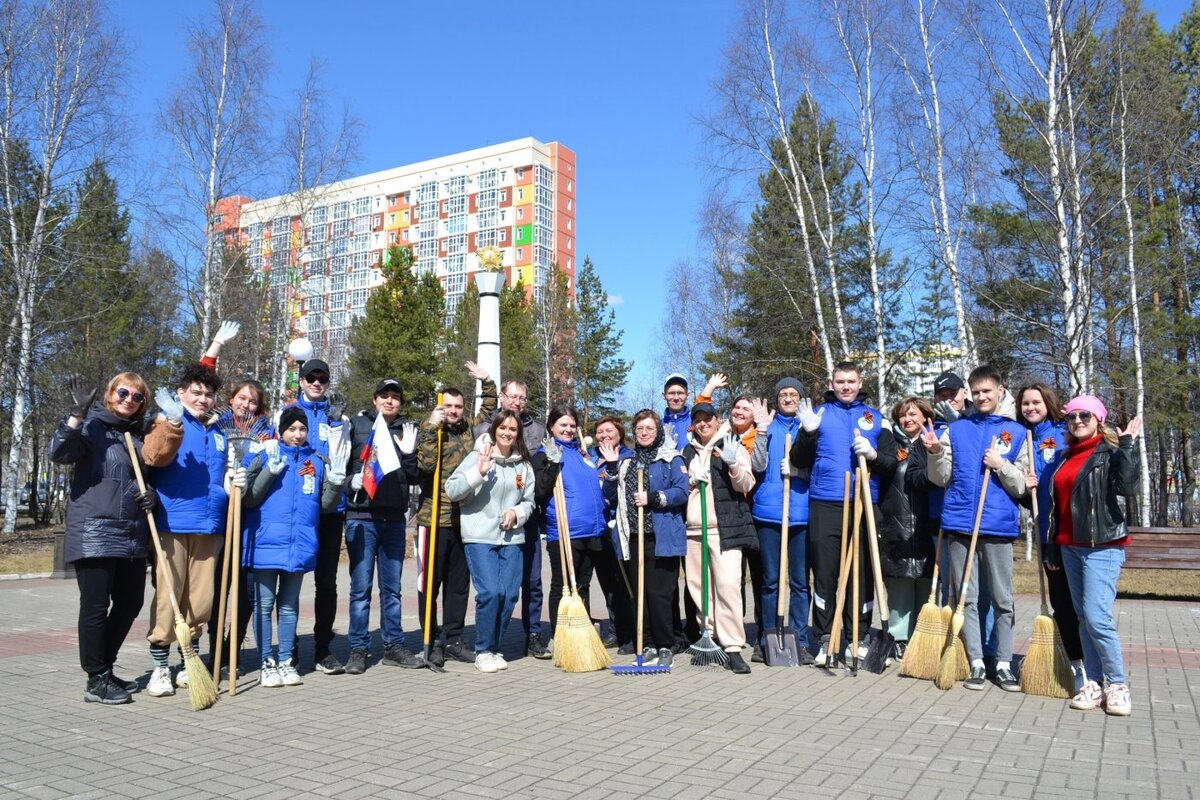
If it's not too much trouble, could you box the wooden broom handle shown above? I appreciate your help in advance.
[857,454,890,619]
[778,433,792,619]
[636,465,645,657]
[123,432,183,616]
[554,473,577,592]
[1026,430,1050,612]
[955,437,997,614]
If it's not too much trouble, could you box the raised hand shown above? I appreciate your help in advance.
[477,443,495,475]
[935,400,960,423]
[1119,415,1143,440]
[427,404,446,427]
[67,375,98,420]
[798,398,824,432]
[464,360,489,381]
[719,434,742,467]
[703,372,729,395]
[396,422,418,455]
[213,320,241,345]
[919,421,941,454]
[154,387,184,425]
[749,397,774,428]
[541,435,563,464]
[326,391,346,420]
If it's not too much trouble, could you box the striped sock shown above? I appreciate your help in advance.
[150,644,170,668]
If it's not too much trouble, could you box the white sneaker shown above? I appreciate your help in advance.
[260,659,283,688]
[174,666,189,689]
[474,653,500,673]
[1070,679,1104,711]
[146,666,175,697]
[492,653,508,670]
[813,645,829,668]
[278,659,303,686]
[1104,683,1132,716]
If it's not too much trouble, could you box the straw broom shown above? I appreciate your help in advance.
[935,439,995,691]
[554,474,612,672]
[124,432,218,710]
[899,529,947,680]
[1018,430,1074,698]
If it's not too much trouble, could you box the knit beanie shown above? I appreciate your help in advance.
[774,377,803,398]
[278,406,308,434]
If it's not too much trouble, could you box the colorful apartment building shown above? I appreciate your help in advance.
[213,137,576,375]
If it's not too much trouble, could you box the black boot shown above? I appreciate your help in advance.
[725,652,751,675]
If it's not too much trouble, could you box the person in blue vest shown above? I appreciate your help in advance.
[924,364,1031,691]
[234,406,347,688]
[749,377,814,664]
[661,373,691,448]
[278,358,349,675]
[1018,381,1083,687]
[531,406,613,647]
[792,361,898,666]
[140,363,228,698]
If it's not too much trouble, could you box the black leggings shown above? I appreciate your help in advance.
[1046,561,1083,661]
[417,524,471,644]
[546,537,597,638]
[624,535,680,650]
[75,557,147,676]
[593,534,634,645]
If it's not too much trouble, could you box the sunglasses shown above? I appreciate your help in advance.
[1066,411,1094,424]
[304,374,329,385]
[116,388,145,404]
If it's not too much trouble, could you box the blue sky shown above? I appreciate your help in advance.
[110,0,1194,396]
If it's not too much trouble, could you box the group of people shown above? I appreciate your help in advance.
[53,322,1142,718]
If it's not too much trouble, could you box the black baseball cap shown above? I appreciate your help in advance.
[300,359,330,379]
[374,378,403,397]
[691,402,717,419]
[933,371,965,393]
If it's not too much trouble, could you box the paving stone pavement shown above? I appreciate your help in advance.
[1,560,1198,800]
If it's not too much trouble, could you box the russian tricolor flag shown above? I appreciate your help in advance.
[359,413,402,499]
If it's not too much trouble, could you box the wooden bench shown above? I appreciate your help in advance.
[1125,527,1200,570]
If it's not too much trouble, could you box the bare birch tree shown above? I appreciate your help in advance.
[0,0,121,534]
[160,0,268,347]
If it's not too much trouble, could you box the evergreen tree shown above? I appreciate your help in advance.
[573,257,629,424]
[344,246,444,413]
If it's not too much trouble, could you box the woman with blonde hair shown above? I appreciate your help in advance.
[50,372,157,705]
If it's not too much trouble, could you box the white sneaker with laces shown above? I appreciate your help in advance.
[174,666,189,689]
[260,659,283,688]
[278,659,303,686]
[492,653,508,671]
[813,644,829,668]
[146,666,175,697]
[1104,683,1132,716]
[475,653,500,673]
[1070,679,1104,710]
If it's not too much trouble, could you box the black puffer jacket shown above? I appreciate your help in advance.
[878,434,937,580]
[49,405,148,564]
[1041,434,1139,555]
[682,444,758,552]
[345,411,420,522]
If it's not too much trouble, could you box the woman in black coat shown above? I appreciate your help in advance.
[49,373,158,705]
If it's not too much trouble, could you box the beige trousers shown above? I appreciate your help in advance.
[685,532,746,651]
[147,533,222,646]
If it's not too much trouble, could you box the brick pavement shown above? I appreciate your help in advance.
[0,561,1198,800]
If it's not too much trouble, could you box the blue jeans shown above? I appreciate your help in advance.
[464,543,522,654]
[253,569,304,665]
[521,523,544,638]
[344,519,406,652]
[756,522,810,648]
[1061,545,1125,685]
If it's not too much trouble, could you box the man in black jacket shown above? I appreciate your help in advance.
[342,379,420,674]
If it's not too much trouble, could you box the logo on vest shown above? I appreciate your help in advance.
[213,433,226,452]
[857,411,875,432]
[318,423,331,442]
[994,430,1014,456]
[302,475,315,495]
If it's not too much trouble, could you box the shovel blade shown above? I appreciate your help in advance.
[862,629,895,675]
[763,627,801,667]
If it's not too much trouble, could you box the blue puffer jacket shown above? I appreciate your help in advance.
[940,415,1027,539]
[532,439,606,543]
[751,414,809,527]
[1031,420,1068,543]
[151,411,228,536]
[806,393,890,503]
[662,406,690,449]
[604,446,690,559]
[282,395,346,512]
[240,444,325,572]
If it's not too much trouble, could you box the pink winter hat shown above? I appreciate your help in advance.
[1063,395,1107,424]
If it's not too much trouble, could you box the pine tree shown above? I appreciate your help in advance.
[573,257,629,424]
[344,246,444,413]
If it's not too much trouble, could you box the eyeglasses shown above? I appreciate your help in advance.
[116,388,145,404]
[1066,411,1094,424]
[503,393,528,403]
[634,426,658,434]
[304,374,329,385]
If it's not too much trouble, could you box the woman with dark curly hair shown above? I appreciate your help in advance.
[50,373,157,705]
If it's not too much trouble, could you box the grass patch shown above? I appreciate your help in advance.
[1011,552,1200,601]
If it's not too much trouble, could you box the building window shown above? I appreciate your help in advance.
[332,219,349,239]
[373,214,382,228]
[419,181,438,203]
[516,167,526,179]
[446,234,466,255]
[404,210,411,222]
[478,189,497,210]
[499,228,507,242]
[330,274,346,292]
[308,225,327,243]
[333,201,349,220]
[448,175,467,195]
[477,229,496,248]
[417,239,437,259]
[477,209,497,229]
[536,164,553,192]
[272,216,290,236]
[354,197,371,216]
[567,199,574,211]
[517,207,524,220]
[536,206,552,228]
[567,218,573,231]
[567,180,574,192]
[447,214,466,235]
[419,220,436,241]
[516,247,523,259]
[517,188,525,201]
[478,168,498,190]
[307,206,327,225]
[499,190,507,202]
[447,196,467,215]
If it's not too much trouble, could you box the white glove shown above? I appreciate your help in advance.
[328,469,346,487]
[852,434,877,461]
[330,438,350,475]
[798,399,824,432]
[231,468,247,489]
[541,436,562,464]
[350,473,364,491]
[719,434,742,467]
[780,456,793,478]
[396,422,418,455]
[267,454,286,475]
[262,438,280,461]
[213,320,241,345]
[936,400,961,423]
[154,388,184,425]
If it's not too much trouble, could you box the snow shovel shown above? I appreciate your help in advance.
[764,433,801,667]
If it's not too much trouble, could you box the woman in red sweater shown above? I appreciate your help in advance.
[1039,395,1141,716]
